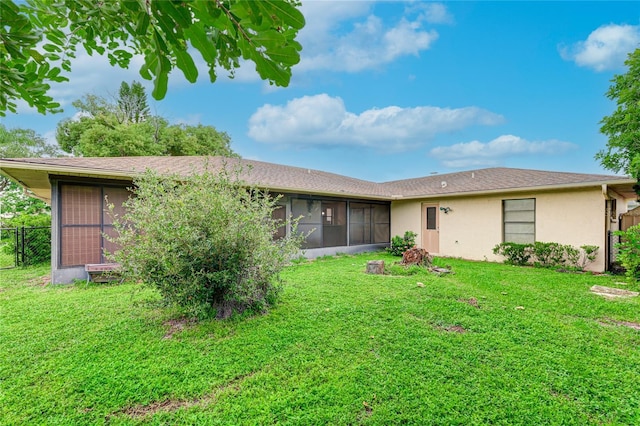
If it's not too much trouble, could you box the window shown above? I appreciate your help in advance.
[426,206,437,230]
[503,198,535,244]
[59,183,130,266]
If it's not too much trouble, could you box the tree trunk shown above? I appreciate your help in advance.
[366,260,385,274]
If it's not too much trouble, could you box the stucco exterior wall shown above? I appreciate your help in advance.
[391,187,608,271]
[390,200,422,241]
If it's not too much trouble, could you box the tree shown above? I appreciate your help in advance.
[596,48,640,195]
[161,124,234,157]
[0,124,61,159]
[107,167,303,319]
[0,124,60,220]
[614,224,640,282]
[116,81,150,124]
[56,82,235,157]
[0,0,305,116]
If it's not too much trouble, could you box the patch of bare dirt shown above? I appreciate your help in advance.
[109,372,256,420]
[458,297,480,308]
[162,318,193,339]
[590,285,639,299]
[599,318,640,330]
[440,325,467,333]
[356,395,378,422]
[27,275,50,287]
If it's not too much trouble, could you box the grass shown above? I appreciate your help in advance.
[0,242,16,269]
[1,253,639,425]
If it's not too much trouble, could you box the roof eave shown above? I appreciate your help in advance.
[258,185,390,201]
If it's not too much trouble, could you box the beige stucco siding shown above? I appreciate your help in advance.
[534,189,604,262]
[390,187,608,271]
[390,200,422,242]
[438,196,501,260]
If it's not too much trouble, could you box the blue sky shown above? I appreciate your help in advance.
[2,1,640,182]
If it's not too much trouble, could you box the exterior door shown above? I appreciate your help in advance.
[421,203,439,254]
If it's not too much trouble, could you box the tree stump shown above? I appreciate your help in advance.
[366,260,385,274]
[401,247,432,266]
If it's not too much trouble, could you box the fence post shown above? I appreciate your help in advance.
[20,226,26,266]
[14,227,19,268]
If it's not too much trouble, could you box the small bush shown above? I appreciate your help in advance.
[108,167,303,320]
[532,242,564,267]
[494,241,599,271]
[492,242,532,266]
[387,231,417,256]
[614,225,640,281]
[578,245,599,270]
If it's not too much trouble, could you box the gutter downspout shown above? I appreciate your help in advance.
[602,184,612,272]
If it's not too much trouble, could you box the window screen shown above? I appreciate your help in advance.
[503,198,535,244]
[292,199,322,248]
[272,205,287,240]
[322,201,347,247]
[349,202,390,245]
[59,184,130,267]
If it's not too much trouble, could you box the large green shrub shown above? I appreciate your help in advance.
[614,225,640,281]
[387,231,417,256]
[107,168,303,319]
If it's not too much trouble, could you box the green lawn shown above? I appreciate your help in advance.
[1,253,639,425]
[0,242,16,269]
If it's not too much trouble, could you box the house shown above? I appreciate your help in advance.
[0,156,636,283]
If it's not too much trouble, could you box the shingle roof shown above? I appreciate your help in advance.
[380,167,632,198]
[0,156,388,199]
[0,156,635,201]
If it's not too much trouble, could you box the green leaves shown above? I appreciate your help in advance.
[0,0,65,115]
[174,47,198,83]
[1,0,305,115]
[258,0,305,29]
[597,48,640,182]
[109,167,302,318]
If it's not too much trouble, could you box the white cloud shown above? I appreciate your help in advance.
[13,47,153,115]
[15,2,451,112]
[561,24,640,71]
[430,135,578,168]
[173,114,203,126]
[48,50,147,108]
[297,1,444,73]
[407,2,454,25]
[248,94,504,151]
[42,130,58,147]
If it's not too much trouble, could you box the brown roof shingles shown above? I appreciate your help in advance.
[381,167,633,198]
[0,156,634,200]
[0,156,388,198]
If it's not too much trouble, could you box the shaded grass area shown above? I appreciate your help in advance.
[1,254,639,425]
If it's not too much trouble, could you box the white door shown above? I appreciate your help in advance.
[421,204,439,254]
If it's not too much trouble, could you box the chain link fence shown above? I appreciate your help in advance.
[0,226,51,269]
